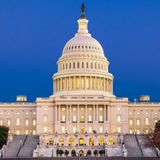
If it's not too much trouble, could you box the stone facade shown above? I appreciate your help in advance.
[0,4,159,151]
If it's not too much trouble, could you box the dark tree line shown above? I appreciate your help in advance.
[153,120,160,149]
[0,126,9,149]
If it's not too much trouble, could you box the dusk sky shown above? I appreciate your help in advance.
[0,0,160,102]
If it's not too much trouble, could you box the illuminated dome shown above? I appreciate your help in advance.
[53,4,114,97]
[62,34,104,56]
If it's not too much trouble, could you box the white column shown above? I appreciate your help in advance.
[103,78,105,91]
[85,105,87,131]
[59,105,60,122]
[70,105,71,122]
[78,105,79,123]
[104,105,106,122]
[55,105,57,121]
[66,105,68,121]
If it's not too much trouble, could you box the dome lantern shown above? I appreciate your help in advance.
[77,3,89,34]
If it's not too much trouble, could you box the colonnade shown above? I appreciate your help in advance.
[54,76,113,93]
[55,104,108,123]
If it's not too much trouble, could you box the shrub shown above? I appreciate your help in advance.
[86,150,91,156]
[71,149,76,157]
[93,149,98,157]
[64,150,69,157]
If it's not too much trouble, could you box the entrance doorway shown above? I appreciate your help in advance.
[79,138,85,145]
[79,150,84,156]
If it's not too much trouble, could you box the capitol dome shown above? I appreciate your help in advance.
[62,34,104,56]
[53,4,114,97]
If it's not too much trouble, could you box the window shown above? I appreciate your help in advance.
[86,62,88,68]
[33,130,36,135]
[137,130,140,134]
[82,62,84,68]
[99,115,103,122]
[25,119,29,126]
[33,112,36,115]
[145,118,149,125]
[16,118,20,126]
[62,115,65,121]
[62,127,65,133]
[129,119,133,125]
[25,130,29,134]
[145,130,149,134]
[69,63,71,69]
[16,130,20,135]
[44,108,47,111]
[129,130,133,134]
[43,115,47,122]
[33,120,36,126]
[88,127,92,133]
[137,119,140,126]
[77,62,79,68]
[88,115,92,122]
[44,126,48,133]
[117,127,121,133]
[80,115,84,121]
[99,126,103,133]
[73,127,76,132]
[73,115,76,122]
[117,115,121,122]
[73,62,75,68]
[0,120,3,126]
[7,120,11,126]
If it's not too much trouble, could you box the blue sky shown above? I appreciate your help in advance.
[0,0,160,102]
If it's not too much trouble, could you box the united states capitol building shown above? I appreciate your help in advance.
[0,4,160,157]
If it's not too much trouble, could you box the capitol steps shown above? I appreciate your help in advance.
[124,134,143,157]
[17,135,39,158]
[136,135,157,157]
[3,135,27,158]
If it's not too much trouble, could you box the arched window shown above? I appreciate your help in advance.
[66,63,68,69]
[43,115,48,122]
[82,62,84,68]
[73,62,75,69]
[69,137,74,146]
[86,62,88,68]
[77,62,79,68]
[91,63,93,69]
[59,138,64,145]
[98,64,100,69]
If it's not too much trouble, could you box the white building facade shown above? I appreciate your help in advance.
[0,4,159,155]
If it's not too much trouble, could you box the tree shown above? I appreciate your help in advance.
[71,149,76,157]
[153,120,160,149]
[64,150,69,157]
[0,126,9,149]
[56,149,59,157]
[59,149,64,157]
[93,149,98,157]
[86,150,91,156]
[99,149,105,157]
